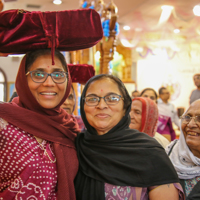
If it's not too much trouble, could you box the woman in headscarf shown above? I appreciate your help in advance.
[140,87,176,141]
[130,97,170,148]
[61,85,85,131]
[75,74,184,200]
[166,99,200,199]
[0,49,80,200]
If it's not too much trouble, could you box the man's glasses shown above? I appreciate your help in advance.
[84,94,124,106]
[180,115,200,125]
[26,70,68,84]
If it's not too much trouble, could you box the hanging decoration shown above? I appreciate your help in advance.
[80,0,120,74]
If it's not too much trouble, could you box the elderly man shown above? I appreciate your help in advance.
[157,87,180,129]
[189,74,200,104]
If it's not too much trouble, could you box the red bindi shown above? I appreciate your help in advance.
[101,89,103,92]
[47,66,50,68]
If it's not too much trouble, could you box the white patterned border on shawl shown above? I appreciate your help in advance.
[165,128,200,179]
[15,183,45,200]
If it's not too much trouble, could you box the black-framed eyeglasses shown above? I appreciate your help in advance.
[26,70,68,84]
[84,94,124,106]
[180,115,200,125]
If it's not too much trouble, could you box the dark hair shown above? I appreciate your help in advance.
[158,87,167,95]
[132,90,139,94]
[140,88,158,99]
[25,49,68,73]
[85,74,132,111]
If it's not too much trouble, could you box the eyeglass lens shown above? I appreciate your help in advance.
[30,71,67,83]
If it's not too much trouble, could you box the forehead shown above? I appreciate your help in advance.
[194,75,200,79]
[131,100,142,110]
[142,90,155,97]
[29,55,64,71]
[186,100,200,115]
[86,78,121,94]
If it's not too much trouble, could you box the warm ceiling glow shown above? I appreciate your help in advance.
[120,39,134,48]
[123,26,130,30]
[158,5,174,25]
[136,47,143,52]
[135,27,143,32]
[193,5,200,16]
[53,0,62,5]
[174,29,180,34]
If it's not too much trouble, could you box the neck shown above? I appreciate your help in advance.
[197,87,200,90]
[162,99,168,104]
[190,149,200,159]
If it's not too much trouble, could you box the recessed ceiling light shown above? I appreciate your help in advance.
[174,29,180,34]
[193,5,200,16]
[53,0,62,5]
[123,26,130,31]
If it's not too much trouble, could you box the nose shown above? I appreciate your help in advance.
[187,118,198,127]
[97,97,108,109]
[130,111,134,118]
[43,75,55,86]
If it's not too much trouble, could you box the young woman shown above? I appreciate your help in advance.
[0,49,80,200]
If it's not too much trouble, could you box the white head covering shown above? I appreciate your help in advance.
[165,104,200,179]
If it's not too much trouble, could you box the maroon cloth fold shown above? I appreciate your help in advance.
[68,64,95,83]
[0,55,80,200]
[0,9,103,64]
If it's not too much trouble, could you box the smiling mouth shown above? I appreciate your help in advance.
[40,92,56,95]
[187,132,199,136]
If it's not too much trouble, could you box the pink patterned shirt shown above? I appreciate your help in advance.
[0,118,57,199]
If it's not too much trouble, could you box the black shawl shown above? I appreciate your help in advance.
[75,74,179,200]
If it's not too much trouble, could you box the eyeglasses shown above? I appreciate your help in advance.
[180,115,200,125]
[84,94,124,106]
[26,70,68,84]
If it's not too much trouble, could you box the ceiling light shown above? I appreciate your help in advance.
[136,47,143,52]
[174,29,180,34]
[53,0,62,5]
[158,5,174,25]
[123,26,130,31]
[120,39,134,48]
[193,5,200,16]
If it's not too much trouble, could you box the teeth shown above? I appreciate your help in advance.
[41,92,56,95]
[188,132,198,136]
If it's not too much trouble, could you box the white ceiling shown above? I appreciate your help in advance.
[2,0,200,50]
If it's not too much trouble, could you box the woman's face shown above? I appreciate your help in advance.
[181,100,200,156]
[27,55,67,109]
[84,78,125,135]
[129,100,142,131]
[61,87,75,114]
[141,90,157,103]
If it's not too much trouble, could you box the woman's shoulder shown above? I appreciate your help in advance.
[0,117,9,131]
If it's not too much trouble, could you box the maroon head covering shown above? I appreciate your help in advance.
[0,53,80,200]
[132,97,158,137]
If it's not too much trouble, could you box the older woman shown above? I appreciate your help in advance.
[166,99,200,199]
[130,97,170,148]
[140,87,176,141]
[0,49,79,199]
[75,74,184,200]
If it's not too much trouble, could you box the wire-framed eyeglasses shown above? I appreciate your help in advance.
[84,94,124,106]
[26,70,68,84]
[180,115,200,125]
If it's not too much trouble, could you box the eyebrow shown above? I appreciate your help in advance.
[86,92,119,97]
